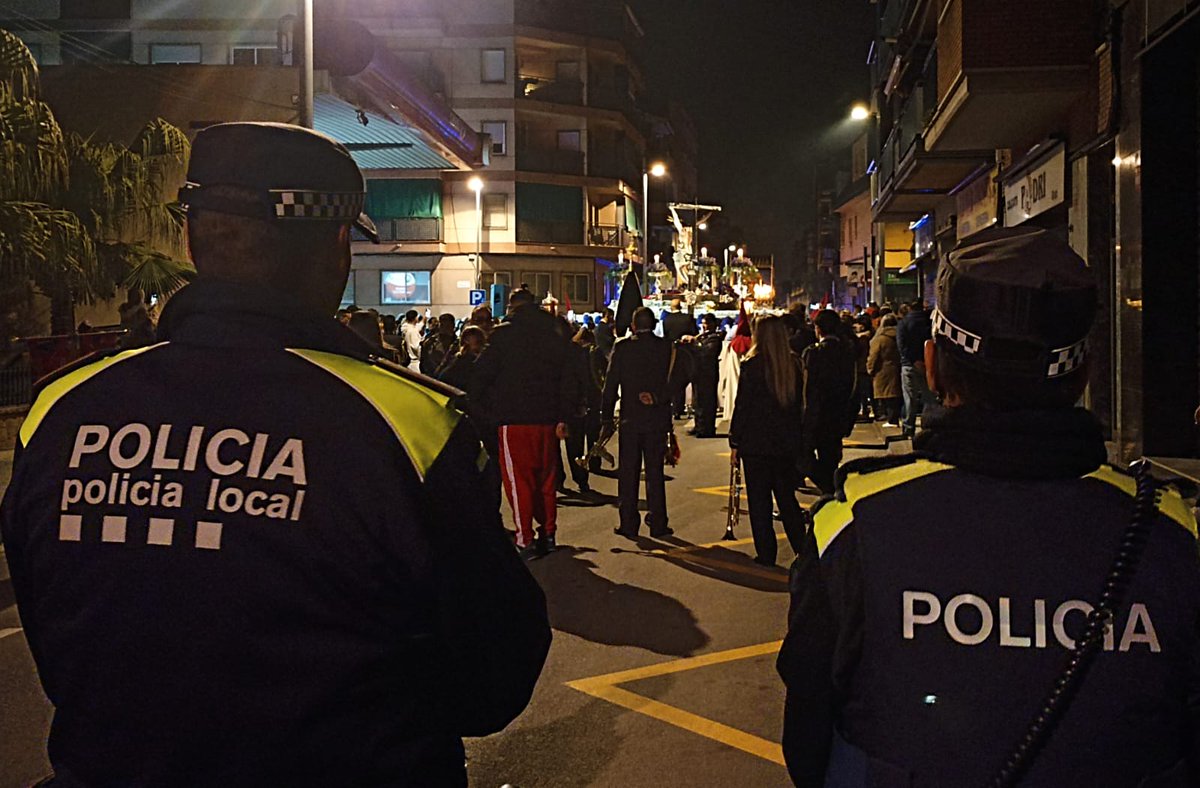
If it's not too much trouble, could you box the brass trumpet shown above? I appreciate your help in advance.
[724,457,742,540]
[575,420,617,470]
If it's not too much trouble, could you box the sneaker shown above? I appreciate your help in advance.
[883,422,899,428]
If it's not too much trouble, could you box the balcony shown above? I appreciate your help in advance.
[517,146,586,176]
[588,146,641,185]
[923,0,1094,151]
[517,75,584,105]
[587,223,628,248]
[872,88,991,222]
[515,0,644,60]
[517,219,584,245]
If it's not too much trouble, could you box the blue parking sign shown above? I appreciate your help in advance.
[469,289,487,306]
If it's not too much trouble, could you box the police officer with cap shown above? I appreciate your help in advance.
[778,226,1200,786]
[1,122,550,786]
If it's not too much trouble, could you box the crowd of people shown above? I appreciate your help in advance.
[330,289,943,569]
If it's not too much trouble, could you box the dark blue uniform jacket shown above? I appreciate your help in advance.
[779,405,1200,787]
[0,281,551,787]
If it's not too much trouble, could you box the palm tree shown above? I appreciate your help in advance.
[0,29,194,335]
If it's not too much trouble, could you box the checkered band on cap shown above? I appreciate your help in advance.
[271,190,364,220]
[932,308,982,355]
[1046,338,1087,379]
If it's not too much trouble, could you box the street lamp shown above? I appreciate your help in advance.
[468,176,484,289]
[643,162,667,279]
[697,222,707,231]
[850,103,870,121]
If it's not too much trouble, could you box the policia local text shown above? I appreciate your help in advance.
[60,423,307,522]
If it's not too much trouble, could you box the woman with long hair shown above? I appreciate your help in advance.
[728,315,807,566]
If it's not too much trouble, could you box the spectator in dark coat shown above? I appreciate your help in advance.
[438,325,485,391]
[896,299,934,437]
[471,289,576,556]
[866,314,903,425]
[802,310,858,494]
[729,316,807,566]
[594,308,616,358]
[419,313,459,376]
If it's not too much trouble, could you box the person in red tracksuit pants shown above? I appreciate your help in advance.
[471,287,576,558]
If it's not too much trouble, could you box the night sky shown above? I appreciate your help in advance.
[634,0,876,279]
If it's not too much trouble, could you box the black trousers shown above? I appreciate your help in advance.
[617,426,667,533]
[563,412,601,487]
[809,436,844,496]
[741,455,806,564]
[692,372,719,436]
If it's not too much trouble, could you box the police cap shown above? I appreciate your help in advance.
[933,226,1095,380]
[178,122,379,242]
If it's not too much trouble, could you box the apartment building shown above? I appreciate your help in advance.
[6,0,662,317]
[854,0,1200,461]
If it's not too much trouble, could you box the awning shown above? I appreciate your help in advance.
[313,94,454,171]
[625,194,641,234]
[365,179,442,219]
[517,182,583,224]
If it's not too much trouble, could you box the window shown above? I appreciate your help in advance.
[557,130,582,152]
[563,273,591,304]
[232,46,279,66]
[481,121,507,156]
[556,60,581,83]
[341,277,356,306]
[481,48,507,83]
[381,271,431,305]
[488,271,513,288]
[521,273,553,300]
[150,44,202,64]
[22,41,42,64]
[483,193,508,230]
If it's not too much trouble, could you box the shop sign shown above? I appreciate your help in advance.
[912,215,935,259]
[1003,144,1066,227]
[956,167,1000,240]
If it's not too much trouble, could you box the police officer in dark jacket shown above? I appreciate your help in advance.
[801,310,858,494]
[688,313,724,438]
[0,123,551,787]
[779,226,1200,787]
[602,307,680,538]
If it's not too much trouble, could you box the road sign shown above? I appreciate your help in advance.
[469,289,487,306]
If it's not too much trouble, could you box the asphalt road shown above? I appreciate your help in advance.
[0,423,895,788]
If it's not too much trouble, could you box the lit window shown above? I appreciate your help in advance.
[149,44,202,64]
[481,121,507,156]
[380,271,431,305]
[481,49,506,83]
[483,193,508,230]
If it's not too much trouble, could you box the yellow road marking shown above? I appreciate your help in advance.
[567,641,786,766]
[694,484,744,500]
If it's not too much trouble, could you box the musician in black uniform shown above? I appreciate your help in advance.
[0,123,551,787]
[778,226,1200,787]
[601,307,681,538]
[661,299,697,419]
[687,313,724,438]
